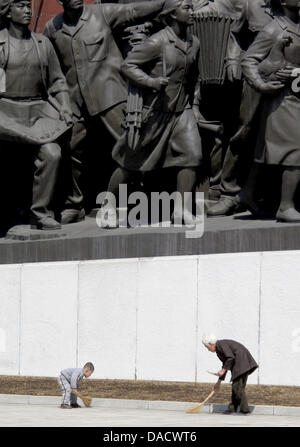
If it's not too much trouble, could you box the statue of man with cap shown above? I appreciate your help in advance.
[44,0,168,225]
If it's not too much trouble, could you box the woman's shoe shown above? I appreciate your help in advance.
[71,403,82,408]
[222,409,236,415]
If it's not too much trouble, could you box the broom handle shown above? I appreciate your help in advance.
[201,390,214,405]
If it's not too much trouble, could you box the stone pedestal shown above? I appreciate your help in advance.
[6,225,67,242]
[1,211,300,264]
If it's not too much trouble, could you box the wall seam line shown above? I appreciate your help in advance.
[134,259,140,381]
[195,257,199,383]
[18,264,23,376]
[76,262,80,368]
[258,252,263,385]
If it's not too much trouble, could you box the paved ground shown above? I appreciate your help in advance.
[1,404,300,427]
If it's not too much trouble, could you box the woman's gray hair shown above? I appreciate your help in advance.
[202,334,218,347]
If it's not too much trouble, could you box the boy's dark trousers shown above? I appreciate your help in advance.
[228,372,249,413]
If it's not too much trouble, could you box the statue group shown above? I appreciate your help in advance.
[0,0,300,235]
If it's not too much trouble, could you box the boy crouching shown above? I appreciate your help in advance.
[58,362,94,409]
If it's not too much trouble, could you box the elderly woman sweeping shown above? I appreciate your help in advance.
[0,0,72,230]
[203,334,258,415]
[99,0,203,227]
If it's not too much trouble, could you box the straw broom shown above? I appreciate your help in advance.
[185,390,215,414]
[71,389,92,407]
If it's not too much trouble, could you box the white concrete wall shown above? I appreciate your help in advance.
[0,251,300,386]
[0,265,21,375]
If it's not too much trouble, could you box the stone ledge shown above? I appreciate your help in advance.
[6,226,67,241]
[1,376,299,408]
[2,212,300,264]
[0,394,299,416]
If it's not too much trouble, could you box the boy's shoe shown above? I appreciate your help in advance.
[71,403,82,408]
[60,404,72,409]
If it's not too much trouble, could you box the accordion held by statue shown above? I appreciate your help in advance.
[191,11,234,85]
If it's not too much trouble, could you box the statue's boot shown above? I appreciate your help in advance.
[61,208,85,224]
[207,196,240,217]
[276,208,300,223]
[31,216,61,230]
[239,191,270,218]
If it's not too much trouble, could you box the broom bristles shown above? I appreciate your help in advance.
[71,389,92,407]
[81,396,92,407]
[185,403,204,414]
[185,390,215,414]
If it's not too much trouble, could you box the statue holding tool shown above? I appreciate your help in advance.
[99,0,204,227]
